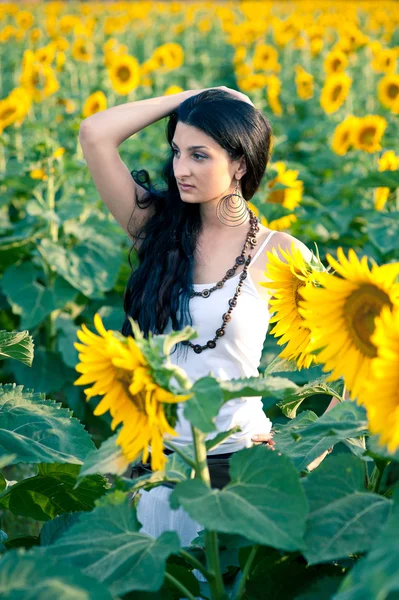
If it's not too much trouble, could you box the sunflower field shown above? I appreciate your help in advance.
[1,1,399,598]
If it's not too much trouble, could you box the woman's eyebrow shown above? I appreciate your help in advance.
[171,140,210,150]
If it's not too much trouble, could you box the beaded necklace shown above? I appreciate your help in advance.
[181,209,259,354]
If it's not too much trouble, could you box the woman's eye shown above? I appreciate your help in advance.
[172,149,205,161]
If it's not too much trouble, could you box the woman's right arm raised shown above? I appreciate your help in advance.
[78,90,199,242]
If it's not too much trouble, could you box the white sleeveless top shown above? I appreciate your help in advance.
[162,230,277,455]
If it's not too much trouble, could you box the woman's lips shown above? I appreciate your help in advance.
[179,183,195,190]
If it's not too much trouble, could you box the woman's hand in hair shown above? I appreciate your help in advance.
[189,86,255,107]
[212,86,255,107]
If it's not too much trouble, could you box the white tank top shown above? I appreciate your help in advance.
[162,230,277,455]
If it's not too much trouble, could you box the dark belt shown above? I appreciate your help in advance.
[130,447,233,490]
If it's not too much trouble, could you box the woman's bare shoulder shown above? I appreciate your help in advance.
[268,230,314,263]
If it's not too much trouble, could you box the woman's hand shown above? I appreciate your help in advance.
[252,432,333,471]
[251,432,277,451]
[189,86,255,107]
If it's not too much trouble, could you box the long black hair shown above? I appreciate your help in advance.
[120,89,273,360]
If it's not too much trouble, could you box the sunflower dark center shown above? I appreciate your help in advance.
[117,66,131,81]
[343,284,392,358]
[387,84,399,99]
[332,84,343,102]
[359,126,376,144]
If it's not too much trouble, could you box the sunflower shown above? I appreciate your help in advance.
[266,161,303,210]
[358,306,399,454]
[324,50,348,75]
[73,313,192,471]
[298,248,399,400]
[82,91,107,118]
[377,73,399,114]
[320,72,352,114]
[247,202,297,231]
[374,150,399,211]
[371,48,398,74]
[108,54,141,95]
[352,115,387,153]
[260,242,319,369]
[20,60,59,103]
[294,65,314,100]
[330,115,360,156]
[152,43,184,71]
[71,37,94,63]
[266,75,283,115]
[253,44,281,72]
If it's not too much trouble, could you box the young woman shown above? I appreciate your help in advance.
[78,86,314,547]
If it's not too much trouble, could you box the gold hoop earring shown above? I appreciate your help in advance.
[216,178,249,227]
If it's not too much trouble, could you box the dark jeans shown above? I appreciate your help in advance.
[130,448,233,490]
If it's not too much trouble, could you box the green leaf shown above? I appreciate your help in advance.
[0,547,114,599]
[43,495,180,594]
[170,445,308,551]
[302,454,392,565]
[0,383,95,465]
[2,262,77,329]
[366,213,399,254]
[219,374,300,402]
[55,314,79,368]
[356,170,399,188]
[334,488,399,599]
[0,330,34,366]
[295,400,369,440]
[7,347,76,396]
[277,377,344,419]
[267,411,334,472]
[79,432,131,478]
[38,238,122,299]
[183,376,224,433]
[0,463,109,521]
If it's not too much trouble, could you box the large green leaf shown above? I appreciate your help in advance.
[0,383,95,465]
[0,547,114,599]
[1,262,77,329]
[55,313,79,368]
[7,346,76,396]
[294,400,369,440]
[219,375,299,402]
[38,237,122,299]
[170,445,308,551]
[274,402,369,472]
[79,432,131,478]
[334,487,399,599]
[302,454,392,565]
[366,213,399,254]
[183,375,224,433]
[0,463,109,521]
[356,170,399,188]
[0,330,34,366]
[43,494,180,594]
[273,411,334,472]
[277,377,344,419]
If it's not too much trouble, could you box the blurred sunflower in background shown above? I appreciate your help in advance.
[266,161,304,210]
[299,248,399,400]
[320,72,352,114]
[352,114,387,152]
[74,313,193,471]
[374,149,399,210]
[330,115,360,156]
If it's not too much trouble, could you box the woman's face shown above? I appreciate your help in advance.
[172,121,245,205]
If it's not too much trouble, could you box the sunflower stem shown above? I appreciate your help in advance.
[178,548,213,580]
[232,544,259,600]
[164,572,198,600]
[191,426,226,600]
[163,440,196,469]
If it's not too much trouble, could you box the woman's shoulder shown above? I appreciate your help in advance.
[265,229,314,263]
